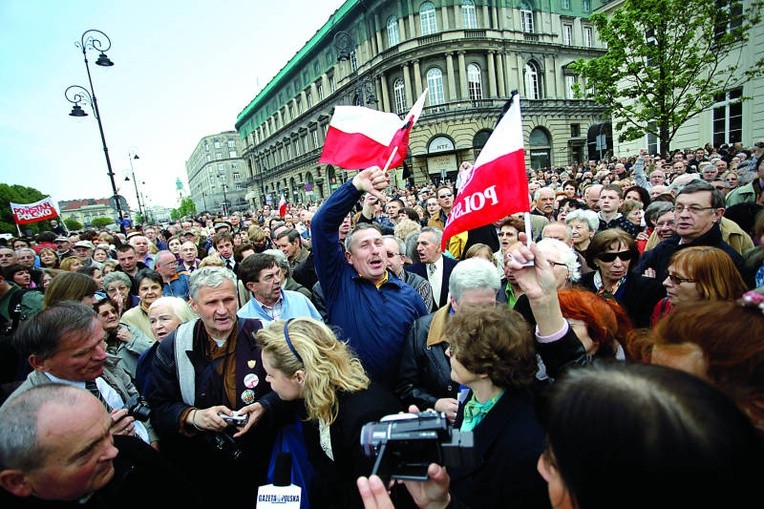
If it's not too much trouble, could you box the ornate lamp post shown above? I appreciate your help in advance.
[64,29,125,233]
[125,149,144,220]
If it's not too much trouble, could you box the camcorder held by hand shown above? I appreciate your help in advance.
[360,410,476,482]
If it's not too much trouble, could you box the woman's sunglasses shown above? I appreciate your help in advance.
[596,250,634,263]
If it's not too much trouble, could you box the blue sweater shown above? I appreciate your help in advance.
[312,180,428,389]
[237,289,323,323]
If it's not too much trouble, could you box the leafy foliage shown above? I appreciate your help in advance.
[171,197,196,221]
[90,217,114,228]
[571,0,764,155]
[65,218,83,231]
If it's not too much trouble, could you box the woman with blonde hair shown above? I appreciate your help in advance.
[257,317,403,508]
[650,245,748,324]
[58,256,83,272]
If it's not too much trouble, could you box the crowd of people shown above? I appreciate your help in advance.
[1,139,763,508]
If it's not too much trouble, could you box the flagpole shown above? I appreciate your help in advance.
[524,212,533,247]
[382,146,399,173]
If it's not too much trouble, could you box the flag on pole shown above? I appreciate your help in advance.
[10,197,59,225]
[318,89,428,170]
[278,195,287,218]
[441,93,530,251]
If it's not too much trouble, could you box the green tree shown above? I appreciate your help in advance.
[178,197,196,217]
[0,183,50,234]
[170,209,181,221]
[571,0,764,155]
[65,218,83,231]
[90,217,114,229]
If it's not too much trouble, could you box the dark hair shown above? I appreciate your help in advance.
[3,263,29,281]
[13,301,98,359]
[678,179,725,208]
[238,252,280,285]
[586,228,639,269]
[623,185,651,207]
[76,265,101,278]
[234,243,256,263]
[538,362,762,508]
[134,269,162,290]
[212,231,234,248]
[274,228,300,244]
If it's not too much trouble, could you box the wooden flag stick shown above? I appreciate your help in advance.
[382,146,399,173]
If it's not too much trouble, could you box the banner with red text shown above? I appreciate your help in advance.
[441,94,530,250]
[10,197,59,225]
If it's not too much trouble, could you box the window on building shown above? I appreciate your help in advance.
[233,172,240,182]
[297,98,303,114]
[714,0,743,41]
[713,88,742,147]
[420,1,437,35]
[350,50,358,73]
[317,82,324,100]
[206,154,212,162]
[524,62,541,100]
[647,121,658,155]
[565,75,576,99]
[216,153,223,160]
[214,141,221,149]
[571,123,580,137]
[645,28,657,66]
[563,24,573,46]
[294,138,300,156]
[467,63,483,101]
[306,91,313,107]
[520,3,534,33]
[583,26,593,47]
[312,130,319,149]
[227,140,236,148]
[393,78,406,114]
[561,0,571,9]
[387,17,400,46]
[288,104,294,121]
[229,150,237,158]
[427,68,445,105]
[329,75,335,93]
[462,0,477,29]
[582,0,591,12]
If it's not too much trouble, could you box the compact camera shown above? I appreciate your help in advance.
[219,412,248,426]
[124,394,151,422]
[360,410,477,482]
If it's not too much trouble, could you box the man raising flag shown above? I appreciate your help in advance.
[441,92,530,251]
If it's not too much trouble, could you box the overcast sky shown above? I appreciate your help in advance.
[0,0,346,209]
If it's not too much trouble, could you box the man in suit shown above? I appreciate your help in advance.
[408,227,459,308]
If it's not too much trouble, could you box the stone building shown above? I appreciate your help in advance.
[235,0,609,208]
[186,131,248,214]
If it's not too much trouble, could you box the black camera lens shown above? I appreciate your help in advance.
[124,394,151,422]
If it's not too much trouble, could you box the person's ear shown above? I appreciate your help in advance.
[27,354,47,372]
[294,370,305,385]
[0,469,34,497]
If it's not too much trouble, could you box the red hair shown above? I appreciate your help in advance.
[558,288,633,358]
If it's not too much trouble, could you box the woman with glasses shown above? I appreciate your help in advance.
[649,245,748,325]
[579,228,665,328]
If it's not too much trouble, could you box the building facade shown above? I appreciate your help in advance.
[185,131,248,214]
[234,0,609,209]
[59,198,114,227]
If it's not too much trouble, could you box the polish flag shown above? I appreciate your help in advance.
[441,93,530,251]
[318,89,428,170]
[278,195,287,218]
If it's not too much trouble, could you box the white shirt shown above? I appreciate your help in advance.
[427,256,443,305]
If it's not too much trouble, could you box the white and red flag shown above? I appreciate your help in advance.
[278,195,287,218]
[10,197,59,225]
[318,89,428,170]
[441,93,530,251]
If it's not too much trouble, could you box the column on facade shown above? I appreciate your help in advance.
[374,13,383,54]
[546,54,557,98]
[491,3,499,29]
[379,73,390,112]
[482,4,491,29]
[457,51,468,100]
[412,59,423,98]
[407,0,417,39]
[455,3,462,28]
[300,91,307,112]
[402,63,413,105]
[496,52,506,98]
[398,7,407,40]
[446,53,457,102]
[515,54,524,97]
[441,5,449,30]
[487,51,497,98]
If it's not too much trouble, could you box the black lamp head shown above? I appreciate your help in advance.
[69,104,88,117]
[95,52,114,67]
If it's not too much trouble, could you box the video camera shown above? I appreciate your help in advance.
[360,410,476,482]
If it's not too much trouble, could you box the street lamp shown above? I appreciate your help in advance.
[64,29,125,233]
[125,149,144,220]
[219,175,229,216]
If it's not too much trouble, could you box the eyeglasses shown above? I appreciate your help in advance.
[666,273,696,285]
[438,193,453,199]
[596,251,634,263]
[673,204,716,214]
[385,252,403,259]
[547,259,568,269]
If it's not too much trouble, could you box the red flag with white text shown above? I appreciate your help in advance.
[441,93,530,250]
[278,195,287,218]
[318,90,428,170]
[10,197,59,225]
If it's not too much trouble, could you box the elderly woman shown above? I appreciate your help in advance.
[443,305,549,508]
[94,297,155,379]
[650,245,748,325]
[120,269,164,339]
[579,228,665,328]
[564,209,599,260]
[257,317,403,508]
[38,247,59,269]
[103,270,139,313]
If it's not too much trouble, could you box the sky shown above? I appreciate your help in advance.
[0,0,347,210]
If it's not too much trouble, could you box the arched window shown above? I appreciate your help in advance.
[462,0,477,28]
[520,2,534,33]
[427,68,445,105]
[387,17,400,46]
[467,63,483,101]
[420,2,437,35]
[524,61,541,100]
[393,78,406,114]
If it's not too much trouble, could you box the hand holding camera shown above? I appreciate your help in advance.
[219,411,248,427]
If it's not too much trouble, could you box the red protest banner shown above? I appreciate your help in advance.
[10,197,58,225]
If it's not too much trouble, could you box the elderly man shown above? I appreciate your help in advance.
[635,180,750,285]
[73,240,101,269]
[273,228,310,269]
[236,252,321,323]
[4,301,157,446]
[0,248,16,269]
[381,235,434,312]
[584,183,603,212]
[311,166,428,390]
[408,227,460,309]
[396,257,501,423]
[128,234,155,270]
[178,240,201,273]
[531,187,557,221]
[0,384,202,509]
[53,236,75,260]
[147,267,281,507]
[154,250,190,301]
